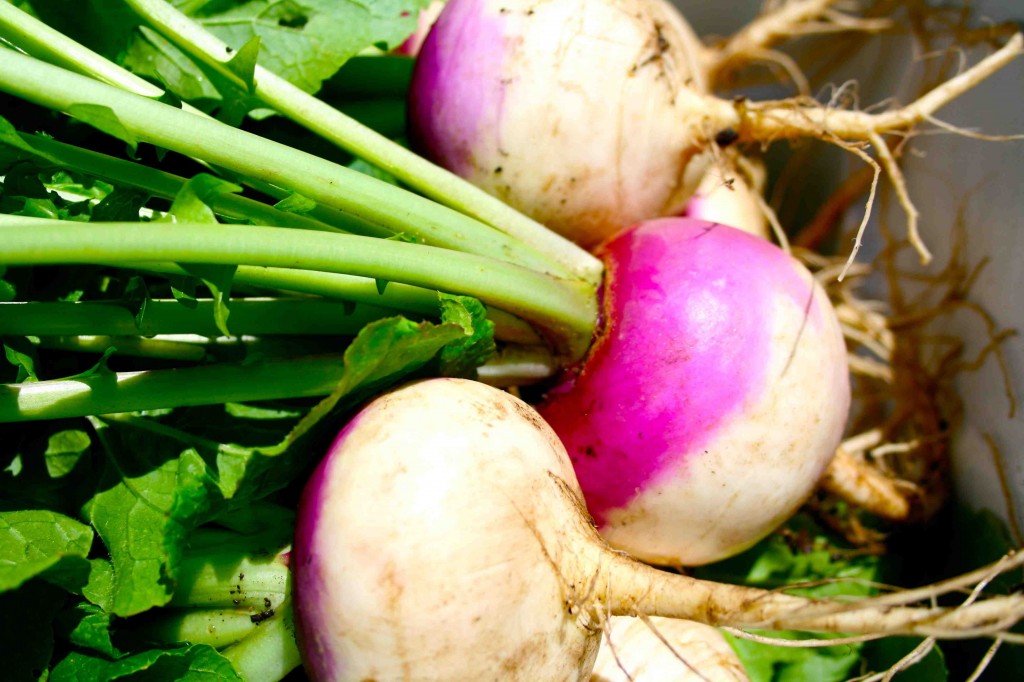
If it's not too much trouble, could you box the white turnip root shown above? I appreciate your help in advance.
[408,0,1022,251]
[538,217,849,566]
[591,617,748,681]
[292,378,1024,681]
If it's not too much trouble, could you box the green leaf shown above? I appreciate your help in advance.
[4,335,39,382]
[193,0,429,94]
[123,275,151,329]
[56,602,124,659]
[0,509,94,593]
[169,174,242,336]
[51,643,242,682]
[169,275,200,309]
[45,430,92,479]
[0,115,61,163]
[84,421,224,616]
[92,187,149,222]
[182,263,236,337]
[62,346,117,381]
[273,191,317,215]
[67,104,139,156]
[224,35,261,92]
[725,630,863,682]
[123,26,223,103]
[437,294,496,379]
[213,314,466,500]
[695,515,882,682]
[0,278,14,302]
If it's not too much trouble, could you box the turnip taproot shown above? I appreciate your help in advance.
[293,378,1024,681]
[409,0,1022,251]
[538,218,849,565]
[591,617,748,681]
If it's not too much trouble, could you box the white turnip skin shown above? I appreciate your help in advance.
[682,155,769,239]
[591,617,748,681]
[409,0,710,248]
[539,217,849,566]
[409,0,1022,250]
[292,378,1024,681]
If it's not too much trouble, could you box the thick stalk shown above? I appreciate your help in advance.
[0,49,572,279]
[0,298,399,337]
[122,0,603,286]
[0,354,351,422]
[221,601,302,682]
[0,220,597,358]
[130,608,261,648]
[171,546,290,610]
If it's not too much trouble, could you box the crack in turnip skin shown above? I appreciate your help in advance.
[539,219,849,566]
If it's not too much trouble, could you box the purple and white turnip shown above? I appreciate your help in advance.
[292,378,1024,681]
[409,0,1022,252]
[538,218,849,565]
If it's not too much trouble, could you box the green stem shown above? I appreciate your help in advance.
[20,134,369,234]
[0,1,164,98]
[172,545,291,610]
[0,48,569,278]
[130,608,262,649]
[1,354,353,422]
[0,220,596,357]
[34,335,213,362]
[221,601,302,682]
[122,0,603,286]
[0,298,400,337]
[128,263,543,345]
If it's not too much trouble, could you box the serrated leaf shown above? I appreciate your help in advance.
[44,430,92,479]
[0,509,94,592]
[67,104,139,156]
[51,643,242,682]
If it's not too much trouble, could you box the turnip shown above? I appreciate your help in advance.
[292,378,1024,681]
[408,0,1022,253]
[681,154,770,239]
[537,217,849,565]
[591,617,748,681]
